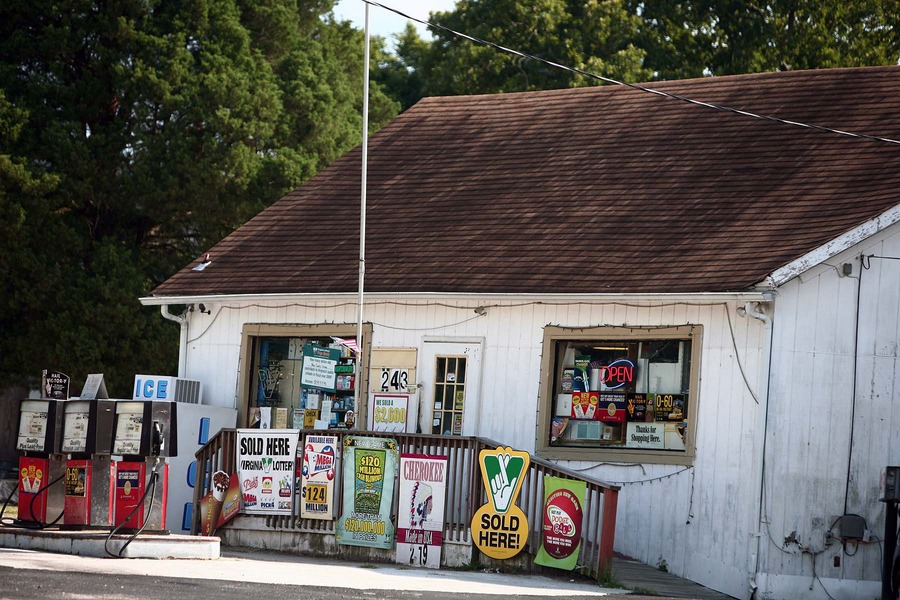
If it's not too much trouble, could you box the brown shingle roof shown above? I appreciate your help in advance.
[152,66,900,297]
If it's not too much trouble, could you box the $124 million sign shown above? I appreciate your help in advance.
[470,446,530,560]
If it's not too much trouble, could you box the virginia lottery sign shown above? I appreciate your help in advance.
[236,430,298,514]
[470,446,530,560]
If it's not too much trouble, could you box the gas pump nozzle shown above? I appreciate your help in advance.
[151,421,164,457]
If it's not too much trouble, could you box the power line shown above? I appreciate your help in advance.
[362,0,900,147]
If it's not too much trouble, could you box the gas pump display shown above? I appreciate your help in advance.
[61,401,90,453]
[17,401,51,452]
[113,402,144,456]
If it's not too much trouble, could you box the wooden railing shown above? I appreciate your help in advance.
[194,429,619,579]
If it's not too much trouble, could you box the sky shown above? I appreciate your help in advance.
[332,0,458,42]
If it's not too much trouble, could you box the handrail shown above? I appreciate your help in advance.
[193,429,618,579]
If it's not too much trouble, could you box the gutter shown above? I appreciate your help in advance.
[160,305,188,378]
[140,290,773,307]
[743,301,774,599]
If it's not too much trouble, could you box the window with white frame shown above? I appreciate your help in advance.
[537,325,701,465]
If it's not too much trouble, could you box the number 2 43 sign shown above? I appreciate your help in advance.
[381,368,409,392]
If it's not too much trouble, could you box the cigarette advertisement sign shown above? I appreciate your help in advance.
[299,435,338,520]
[236,429,298,514]
[396,454,448,568]
[336,436,398,549]
[470,446,530,560]
[534,476,586,571]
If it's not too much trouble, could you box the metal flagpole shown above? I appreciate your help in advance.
[355,2,371,426]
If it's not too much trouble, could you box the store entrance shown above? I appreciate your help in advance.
[418,339,483,436]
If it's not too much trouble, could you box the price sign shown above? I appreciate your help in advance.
[381,368,409,392]
[371,394,409,433]
[306,483,327,504]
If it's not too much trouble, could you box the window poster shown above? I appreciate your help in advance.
[336,436,398,549]
[299,434,338,520]
[396,454,448,569]
[534,476,586,571]
[300,344,341,392]
[571,391,599,420]
[236,429,298,514]
[370,394,409,432]
[596,392,626,423]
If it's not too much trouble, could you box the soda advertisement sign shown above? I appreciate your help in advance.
[299,435,337,520]
[470,446,530,560]
[396,454,448,569]
[534,476,586,570]
[336,436,398,549]
[236,430,298,515]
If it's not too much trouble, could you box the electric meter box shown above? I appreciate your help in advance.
[111,400,178,458]
[16,399,64,454]
[61,399,116,456]
[882,466,900,502]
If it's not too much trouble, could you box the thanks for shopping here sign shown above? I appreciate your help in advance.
[336,436,398,549]
[470,446,530,560]
[534,476,586,570]
[396,453,448,568]
[236,430,298,514]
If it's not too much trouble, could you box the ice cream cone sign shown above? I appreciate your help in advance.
[201,470,239,536]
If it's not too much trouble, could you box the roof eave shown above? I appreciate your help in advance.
[139,290,773,307]
[765,202,900,287]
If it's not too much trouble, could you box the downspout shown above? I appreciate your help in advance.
[160,305,188,378]
[744,301,774,599]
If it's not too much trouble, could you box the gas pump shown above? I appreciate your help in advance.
[14,398,65,526]
[61,399,116,529]
[111,400,178,533]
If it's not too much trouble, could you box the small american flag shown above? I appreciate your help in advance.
[332,336,359,354]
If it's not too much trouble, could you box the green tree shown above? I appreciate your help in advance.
[631,0,900,79]
[0,0,398,395]
[376,0,649,107]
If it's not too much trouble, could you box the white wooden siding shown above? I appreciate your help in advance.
[179,296,766,598]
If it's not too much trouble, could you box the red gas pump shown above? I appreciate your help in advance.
[61,399,116,528]
[15,399,65,526]
[110,401,178,534]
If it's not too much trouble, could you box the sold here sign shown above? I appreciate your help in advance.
[470,446,530,560]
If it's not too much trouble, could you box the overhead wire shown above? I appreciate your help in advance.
[361,0,900,146]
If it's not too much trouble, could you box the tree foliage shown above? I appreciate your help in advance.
[0,0,398,395]
[376,0,900,109]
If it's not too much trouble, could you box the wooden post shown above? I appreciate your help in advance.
[598,487,619,574]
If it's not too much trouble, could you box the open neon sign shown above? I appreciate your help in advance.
[599,359,634,390]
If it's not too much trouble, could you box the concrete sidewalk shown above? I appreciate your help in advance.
[0,530,735,599]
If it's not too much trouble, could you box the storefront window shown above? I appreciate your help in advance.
[538,325,701,465]
[238,323,370,430]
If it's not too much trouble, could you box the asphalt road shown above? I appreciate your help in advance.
[1,565,677,600]
[0,547,703,600]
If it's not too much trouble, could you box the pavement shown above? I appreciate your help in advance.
[0,513,734,599]
[0,546,621,597]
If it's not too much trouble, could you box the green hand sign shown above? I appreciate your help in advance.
[483,453,525,513]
